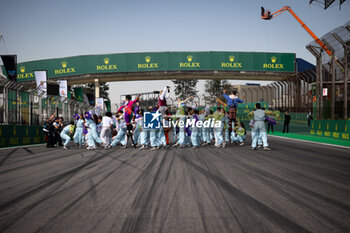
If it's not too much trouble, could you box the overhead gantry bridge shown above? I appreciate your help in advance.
[2,51,296,86]
[0,51,302,124]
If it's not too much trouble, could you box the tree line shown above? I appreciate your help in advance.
[69,79,232,106]
[173,79,232,105]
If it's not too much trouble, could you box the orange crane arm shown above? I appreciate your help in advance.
[262,6,332,57]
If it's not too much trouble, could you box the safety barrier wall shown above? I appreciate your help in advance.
[236,102,308,126]
[280,113,308,125]
[235,102,268,122]
[0,125,45,148]
[310,120,350,140]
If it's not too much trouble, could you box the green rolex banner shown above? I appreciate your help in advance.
[20,92,29,108]
[68,91,71,99]
[8,90,17,110]
[74,87,83,102]
[1,51,296,82]
[104,100,111,112]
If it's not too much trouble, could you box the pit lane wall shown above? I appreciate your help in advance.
[236,103,308,124]
[0,125,45,148]
[310,120,350,141]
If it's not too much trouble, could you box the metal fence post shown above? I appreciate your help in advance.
[307,45,323,119]
[267,85,274,109]
[323,39,336,119]
[271,83,278,109]
[3,81,11,124]
[280,82,287,111]
[333,32,349,120]
[17,85,24,124]
[300,74,309,112]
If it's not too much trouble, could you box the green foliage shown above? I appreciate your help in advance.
[71,82,110,99]
[172,79,198,99]
[204,79,231,105]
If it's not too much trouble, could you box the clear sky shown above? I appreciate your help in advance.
[0,0,349,109]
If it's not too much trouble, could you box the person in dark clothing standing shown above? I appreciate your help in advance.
[307,109,313,127]
[43,114,56,148]
[283,110,291,133]
[53,117,64,146]
[267,118,274,134]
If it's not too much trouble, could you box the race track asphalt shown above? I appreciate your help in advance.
[0,136,349,233]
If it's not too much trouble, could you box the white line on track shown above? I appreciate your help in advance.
[267,134,350,149]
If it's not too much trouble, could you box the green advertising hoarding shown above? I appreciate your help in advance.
[0,125,45,148]
[74,87,83,102]
[310,120,350,141]
[8,90,17,110]
[20,92,29,108]
[104,100,111,112]
[1,51,296,82]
